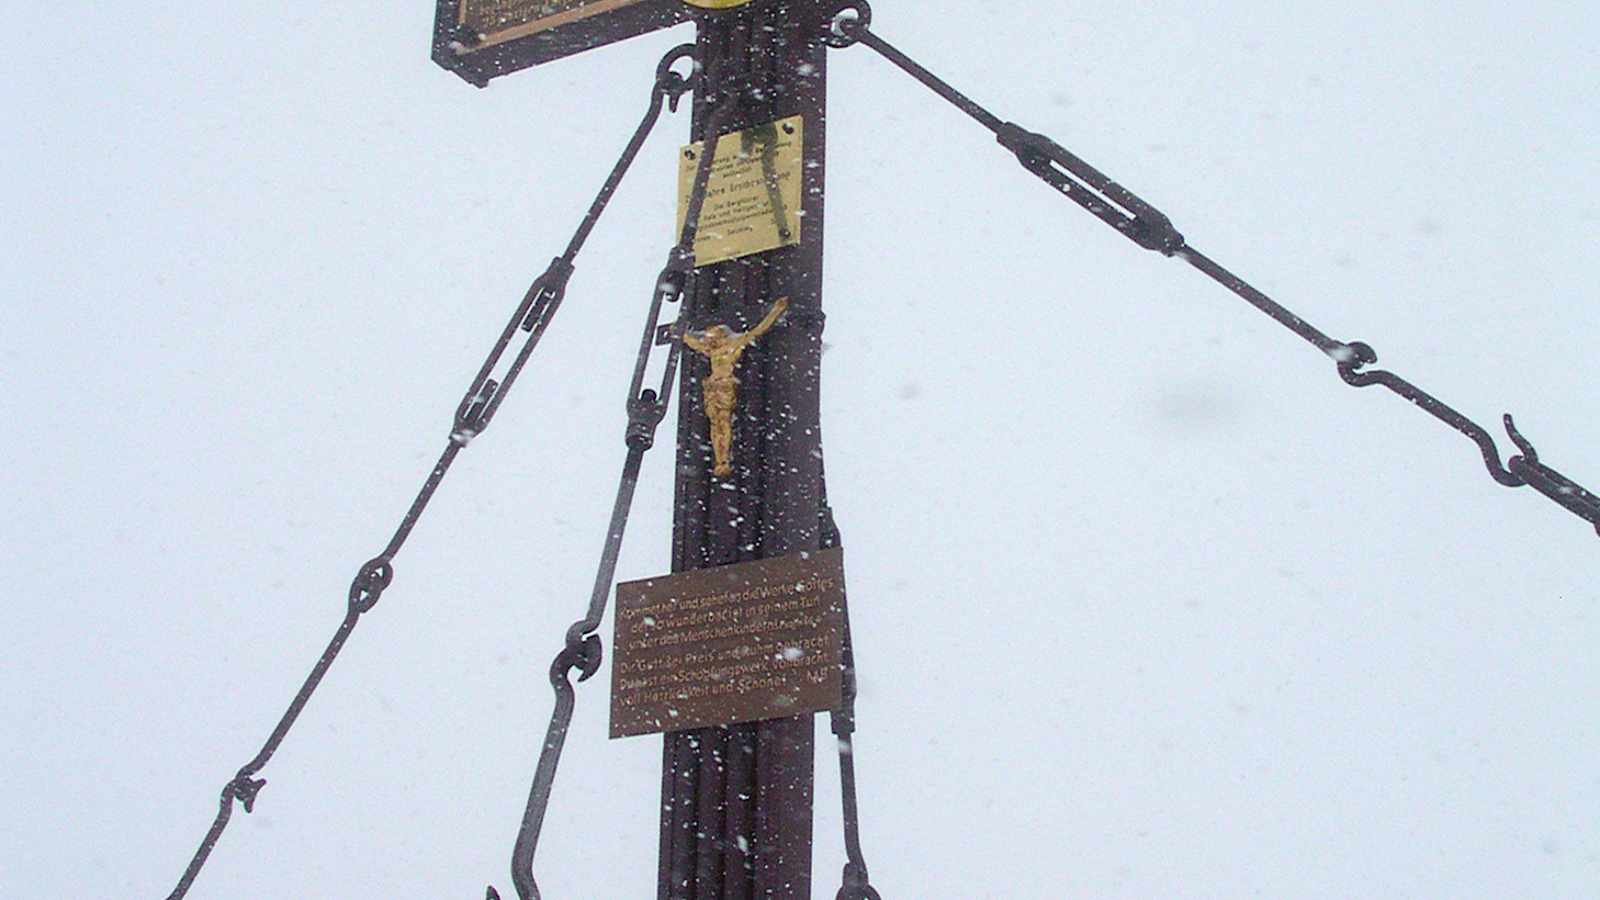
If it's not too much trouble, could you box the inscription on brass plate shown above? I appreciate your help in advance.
[610,548,845,739]
[676,115,804,267]
[460,0,648,51]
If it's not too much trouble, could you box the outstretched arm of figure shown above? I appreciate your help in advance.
[682,330,710,354]
[736,296,789,348]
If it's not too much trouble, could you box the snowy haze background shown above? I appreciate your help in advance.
[3,1,1597,896]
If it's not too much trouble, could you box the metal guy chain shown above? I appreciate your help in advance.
[166,43,701,900]
[820,484,883,900]
[820,1,1599,540]
[484,75,755,900]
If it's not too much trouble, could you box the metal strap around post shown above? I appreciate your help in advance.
[821,1,1600,540]
[166,44,702,900]
[488,88,748,900]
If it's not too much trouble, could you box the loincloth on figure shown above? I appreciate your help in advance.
[701,374,738,419]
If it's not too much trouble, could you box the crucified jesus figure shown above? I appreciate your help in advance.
[682,296,790,477]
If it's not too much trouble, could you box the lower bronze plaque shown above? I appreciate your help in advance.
[610,548,845,739]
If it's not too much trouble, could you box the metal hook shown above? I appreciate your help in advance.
[1504,415,1600,536]
[1503,413,1539,463]
[821,1,873,48]
[1334,344,1599,535]
[655,43,700,112]
[481,43,706,900]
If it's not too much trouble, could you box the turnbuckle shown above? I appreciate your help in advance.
[453,257,575,446]
[624,246,694,452]
[818,2,1182,257]
[996,122,1185,256]
[486,45,716,900]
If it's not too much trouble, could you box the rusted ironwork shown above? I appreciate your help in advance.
[823,1,1599,539]
[433,0,689,87]
[166,42,700,900]
[485,66,750,900]
[167,4,1600,897]
[819,498,882,900]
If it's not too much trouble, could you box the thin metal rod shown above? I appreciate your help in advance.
[504,446,646,900]
[170,43,701,900]
[491,59,742,900]
[1178,247,1344,355]
[828,4,1600,538]
[854,29,1003,134]
[821,500,881,900]
[167,440,457,900]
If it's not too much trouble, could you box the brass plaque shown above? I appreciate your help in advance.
[610,548,845,739]
[676,115,804,267]
[459,0,651,51]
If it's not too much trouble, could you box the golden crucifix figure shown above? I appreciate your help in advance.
[682,296,790,477]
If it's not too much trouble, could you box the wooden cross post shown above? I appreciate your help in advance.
[662,8,829,898]
[659,3,838,890]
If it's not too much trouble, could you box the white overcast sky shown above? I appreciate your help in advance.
[3,1,1597,897]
